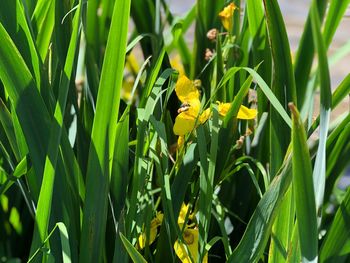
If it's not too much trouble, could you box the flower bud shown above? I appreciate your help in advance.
[205,48,213,61]
[206,28,218,41]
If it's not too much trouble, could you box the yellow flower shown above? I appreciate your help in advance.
[217,102,257,119]
[174,228,208,263]
[138,212,163,249]
[174,204,208,263]
[173,76,203,136]
[173,75,257,136]
[178,203,195,226]
[219,3,238,31]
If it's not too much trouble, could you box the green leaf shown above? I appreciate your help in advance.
[322,0,350,48]
[243,68,292,129]
[263,0,296,176]
[293,0,327,107]
[0,20,50,180]
[139,47,166,107]
[171,143,198,218]
[28,222,70,263]
[29,0,82,257]
[0,0,41,86]
[80,0,131,261]
[286,224,301,263]
[110,109,129,219]
[0,98,20,160]
[310,0,331,214]
[198,105,218,260]
[119,233,147,263]
[332,74,350,111]
[290,103,318,262]
[246,0,271,116]
[31,0,55,61]
[320,187,350,262]
[269,188,294,262]
[57,222,72,263]
[229,156,293,262]
[0,156,29,195]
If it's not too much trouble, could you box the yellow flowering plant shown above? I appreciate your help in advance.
[174,203,208,263]
[137,204,207,262]
[173,75,257,147]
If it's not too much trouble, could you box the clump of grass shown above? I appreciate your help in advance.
[0,0,350,262]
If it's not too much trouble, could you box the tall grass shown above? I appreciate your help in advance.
[0,0,350,262]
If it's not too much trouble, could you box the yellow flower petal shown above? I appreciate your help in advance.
[175,75,200,103]
[219,3,237,31]
[237,105,257,119]
[178,203,190,225]
[174,228,208,263]
[138,225,158,249]
[137,212,163,249]
[173,113,197,136]
[173,99,201,136]
[151,212,164,228]
[217,102,231,116]
[171,54,185,76]
[199,108,211,124]
[217,102,257,120]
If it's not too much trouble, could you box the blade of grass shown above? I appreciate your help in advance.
[269,187,294,263]
[263,0,296,177]
[215,66,291,128]
[293,0,328,107]
[0,99,20,160]
[110,109,129,221]
[119,233,147,263]
[170,143,198,219]
[126,73,169,241]
[290,103,318,262]
[310,0,331,216]
[229,155,293,262]
[139,47,166,107]
[246,0,271,116]
[324,121,350,201]
[0,0,41,86]
[28,1,82,258]
[79,0,131,261]
[0,22,50,182]
[31,0,55,61]
[150,116,177,262]
[322,0,350,48]
[286,223,301,263]
[320,186,350,262]
[198,105,219,260]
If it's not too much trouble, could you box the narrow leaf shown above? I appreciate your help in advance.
[290,103,318,262]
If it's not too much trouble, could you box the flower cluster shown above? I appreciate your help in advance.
[137,204,207,263]
[173,75,257,146]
